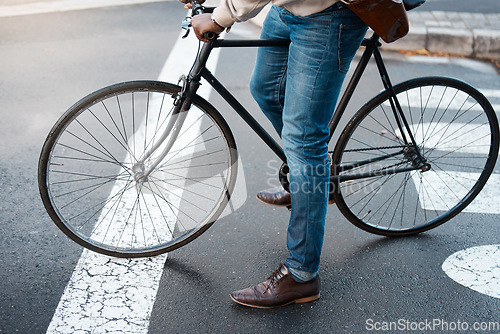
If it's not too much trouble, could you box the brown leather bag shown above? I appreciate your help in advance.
[340,0,409,43]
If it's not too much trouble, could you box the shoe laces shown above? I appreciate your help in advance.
[265,265,287,291]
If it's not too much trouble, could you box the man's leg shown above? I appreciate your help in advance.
[280,3,367,282]
[231,3,367,308]
[249,5,289,135]
[250,6,293,207]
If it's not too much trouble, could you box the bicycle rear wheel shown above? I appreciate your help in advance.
[333,77,499,236]
[39,81,237,257]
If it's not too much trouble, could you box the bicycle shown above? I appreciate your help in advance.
[38,0,499,258]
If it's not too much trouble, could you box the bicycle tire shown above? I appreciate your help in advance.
[332,77,499,236]
[39,80,238,257]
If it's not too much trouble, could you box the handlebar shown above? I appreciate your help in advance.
[189,0,205,15]
[181,0,218,41]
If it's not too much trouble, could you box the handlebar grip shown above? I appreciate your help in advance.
[188,0,218,41]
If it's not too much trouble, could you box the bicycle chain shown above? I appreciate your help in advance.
[328,144,408,154]
[328,145,411,174]
[371,160,409,173]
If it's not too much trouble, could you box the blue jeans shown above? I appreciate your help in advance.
[249,3,367,282]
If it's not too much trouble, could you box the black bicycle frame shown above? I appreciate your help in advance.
[177,33,426,183]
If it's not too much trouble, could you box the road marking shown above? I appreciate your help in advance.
[394,119,499,214]
[442,245,500,299]
[406,56,499,75]
[479,89,500,99]
[412,172,500,214]
[396,119,499,214]
[0,0,170,17]
[386,84,499,215]
[46,29,225,334]
[413,122,491,155]
[385,87,500,114]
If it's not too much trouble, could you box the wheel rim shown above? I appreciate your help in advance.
[41,82,236,256]
[333,78,498,235]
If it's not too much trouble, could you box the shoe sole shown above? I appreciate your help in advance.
[230,293,320,309]
[256,196,334,207]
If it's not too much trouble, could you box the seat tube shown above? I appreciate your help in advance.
[373,46,425,161]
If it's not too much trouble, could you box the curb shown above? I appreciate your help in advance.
[250,5,500,61]
[382,11,500,60]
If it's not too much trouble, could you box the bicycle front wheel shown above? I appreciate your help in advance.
[333,77,499,236]
[39,81,237,257]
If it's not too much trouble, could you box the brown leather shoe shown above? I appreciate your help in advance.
[256,186,335,207]
[230,265,320,309]
[256,186,292,206]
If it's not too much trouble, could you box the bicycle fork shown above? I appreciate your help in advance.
[132,76,200,184]
[131,38,215,184]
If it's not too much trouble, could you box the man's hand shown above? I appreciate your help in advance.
[191,13,224,42]
[179,0,224,42]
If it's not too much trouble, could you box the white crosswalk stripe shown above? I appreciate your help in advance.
[413,172,500,214]
[474,88,499,112]
[388,87,500,215]
[0,0,169,17]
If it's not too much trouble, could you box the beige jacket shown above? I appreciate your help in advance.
[213,0,340,27]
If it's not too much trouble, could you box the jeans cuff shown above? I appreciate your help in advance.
[285,264,318,283]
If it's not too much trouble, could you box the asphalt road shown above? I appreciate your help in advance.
[0,1,499,333]
[0,0,498,12]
